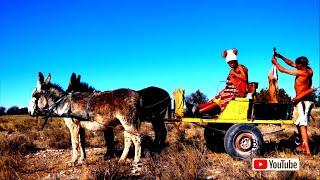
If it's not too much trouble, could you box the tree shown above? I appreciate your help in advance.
[19,107,28,114]
[256,88,291,104]
[0,106,5,115]
[6,106,20,115]
[185,90,208,105]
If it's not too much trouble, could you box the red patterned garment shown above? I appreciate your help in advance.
[216,84,238,110]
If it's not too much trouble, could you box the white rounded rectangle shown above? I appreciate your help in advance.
[252,158,299,171]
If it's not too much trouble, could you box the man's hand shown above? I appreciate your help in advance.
[275,52,284,59]
[272,55,277,65]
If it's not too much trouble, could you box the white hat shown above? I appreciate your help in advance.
[222,48,238,63]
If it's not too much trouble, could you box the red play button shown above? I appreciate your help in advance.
[253,159,268,169]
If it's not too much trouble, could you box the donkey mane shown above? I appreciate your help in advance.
[49,83,64,92]
[77,82,97,93]
[66,73,97,93]
[46,83,66,100]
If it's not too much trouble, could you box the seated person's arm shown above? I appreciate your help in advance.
[229,67,247,82]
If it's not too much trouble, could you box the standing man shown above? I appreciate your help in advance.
[272,53,314,156]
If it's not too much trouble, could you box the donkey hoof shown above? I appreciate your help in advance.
[118,159,125,164]
[77,159,85,165]
[130,162,143,176]
[67,161,76,167]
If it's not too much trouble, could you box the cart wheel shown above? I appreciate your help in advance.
[224,124,264,159]
[204,124,232,152]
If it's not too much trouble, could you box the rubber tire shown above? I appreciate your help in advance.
[224,124,264,159]
[204,123,232,152]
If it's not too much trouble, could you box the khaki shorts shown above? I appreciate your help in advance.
[292,101,314,126]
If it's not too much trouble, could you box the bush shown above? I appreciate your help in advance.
[6,106,20,115]
[0,107,5,116]
[186,90,208,105]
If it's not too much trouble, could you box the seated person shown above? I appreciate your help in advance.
[198,48,249,115]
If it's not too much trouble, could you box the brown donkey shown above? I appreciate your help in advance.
[28,72,142,167]
[66,73,171,159]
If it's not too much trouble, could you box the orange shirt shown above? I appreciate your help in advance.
[227,65,248,97]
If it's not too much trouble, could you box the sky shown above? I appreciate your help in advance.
[0,0,319,108]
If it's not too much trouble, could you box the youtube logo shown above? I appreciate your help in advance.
[253,159,268,169]
[252,158,299,171]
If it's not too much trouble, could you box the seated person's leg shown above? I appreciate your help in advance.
[199,99,221,115]
[199,101,215,109]
[199,102,218,113]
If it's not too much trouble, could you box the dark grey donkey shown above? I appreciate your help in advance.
[28,72,143,169]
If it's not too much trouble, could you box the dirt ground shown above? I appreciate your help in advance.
[1,108,320,179]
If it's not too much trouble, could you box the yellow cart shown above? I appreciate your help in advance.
[172,92,294,159]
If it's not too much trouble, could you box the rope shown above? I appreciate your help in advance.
[144,96,170,109]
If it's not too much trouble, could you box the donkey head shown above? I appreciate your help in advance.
[28,72,64,116]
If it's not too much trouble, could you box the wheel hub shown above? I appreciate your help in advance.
[235,133,254,152]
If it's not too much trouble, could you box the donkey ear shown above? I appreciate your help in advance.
[233,48,238,55]
[44,73,51,84]
[38,72,44,83]
[77,75,81,84]
[37,72,44,90]
[70,73,77,82]
[222,50,228,58]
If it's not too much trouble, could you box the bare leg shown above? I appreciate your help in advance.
[300,126,311,155]
[296,125,302,144]
[199,102,219,113]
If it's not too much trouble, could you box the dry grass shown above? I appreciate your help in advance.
[0,108,319,179]
[0,134,19,180]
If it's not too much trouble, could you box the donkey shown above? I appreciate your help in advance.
[28,72,143,166]
[66,73,170,158]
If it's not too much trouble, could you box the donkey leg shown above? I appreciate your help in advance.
[151,118,167,151]
[70,125,81,165]
[78,127,86,164]
[130,130,142,164]
[119,131,132,162]
[127,127,142,175]
[104,126,116,160]
[122,125,141,164]
[64,118,80,166]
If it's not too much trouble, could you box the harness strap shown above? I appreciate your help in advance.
[144,96,170,109]
[41,95,67,129]
[86,93,93,120]
[60,113,92,121]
